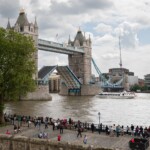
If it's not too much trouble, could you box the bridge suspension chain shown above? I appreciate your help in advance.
[91,58,123,88]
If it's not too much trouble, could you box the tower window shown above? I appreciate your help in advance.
[20,26,24,32]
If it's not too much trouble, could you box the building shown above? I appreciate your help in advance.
[144,74,150,88]
[49,73,60,93]
[138,79,145,87]
[68,29,92,84]
[7,9,38,80]
[107,68,138,91]
[128,76,138,86]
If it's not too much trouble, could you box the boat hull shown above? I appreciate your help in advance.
[97,92,135,99]
[98,95,135,99]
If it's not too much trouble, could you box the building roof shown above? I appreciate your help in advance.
[74,30,85,46]
[15,10,29,27]
[38,66,57,79]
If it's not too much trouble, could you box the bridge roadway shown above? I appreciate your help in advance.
[1,123,148,150]
[38,39,84,55]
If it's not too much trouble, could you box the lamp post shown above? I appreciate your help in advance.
[98,112,101,125]
[98,112,101,134]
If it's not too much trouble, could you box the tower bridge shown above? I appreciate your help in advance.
[6,9,101,96]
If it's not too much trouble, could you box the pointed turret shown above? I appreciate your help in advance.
[34,16,38,28]
[6,18,11,29]
[119,36,122,68]
[83,32,86,40]
[68,35,71,43]
[15,9,29,27]
[89,34,91,43]
[74,28,84,46]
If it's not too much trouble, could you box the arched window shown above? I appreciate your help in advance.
[20,26,24,32]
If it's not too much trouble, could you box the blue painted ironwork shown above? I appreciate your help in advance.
[56,66,81,95]
[92,58,123,88]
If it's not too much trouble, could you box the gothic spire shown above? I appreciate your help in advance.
[68,35,71,44]
[89,34,91,43]
[15,9,29,26]
[119,36,122,68]
[34,16,38,28]
[6,18,11,29]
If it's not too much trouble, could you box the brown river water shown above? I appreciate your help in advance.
[4,93,150,126]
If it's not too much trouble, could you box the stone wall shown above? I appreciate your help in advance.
[0,134,112,150]
[22,85,52,100]
[59,84,101,96]
[81,84,101,96]
[59,84,68,95]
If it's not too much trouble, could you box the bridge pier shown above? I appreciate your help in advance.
[59,84,101,96]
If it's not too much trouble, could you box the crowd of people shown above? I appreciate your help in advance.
[3,113,150,142]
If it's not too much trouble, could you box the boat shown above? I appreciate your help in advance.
[98,91,135,99]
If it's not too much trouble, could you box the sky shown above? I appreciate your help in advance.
[0,0,150,79]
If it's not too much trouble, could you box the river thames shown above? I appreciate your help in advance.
[4,93,150,126]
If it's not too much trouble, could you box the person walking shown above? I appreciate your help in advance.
[91,123,95,133]
[77,127,82,137]
[131,124,134,136]
[45,120,48,129]
[116,125,120,137]
[98,123,102,134]
[60,123,64,134]
[52,122,55,131]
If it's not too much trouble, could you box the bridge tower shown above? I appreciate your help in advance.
[68,29,92,84]
[12,9,38,80]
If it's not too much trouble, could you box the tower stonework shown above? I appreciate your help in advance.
[8,10,52,100]
[13,9,38,80]
[68,30,92,84]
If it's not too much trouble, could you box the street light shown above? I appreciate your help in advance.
[98,112,101,125]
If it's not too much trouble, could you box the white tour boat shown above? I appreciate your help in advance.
[98,91,135,99]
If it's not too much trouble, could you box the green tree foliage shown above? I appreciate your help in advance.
[130,84,148,92]
[130,84,140,92]
[0,27,36,123]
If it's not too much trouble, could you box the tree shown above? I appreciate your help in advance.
[0,27,36,124]
[130,84,140,92]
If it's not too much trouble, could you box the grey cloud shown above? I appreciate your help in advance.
[0,0,20,18]
[30,0,40,6]
[29,0,113,35]
[50,0,113,15]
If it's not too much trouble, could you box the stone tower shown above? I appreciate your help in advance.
[68,29,92,84]
[8,9,39,80]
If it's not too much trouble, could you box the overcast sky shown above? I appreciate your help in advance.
[0,0,150,79]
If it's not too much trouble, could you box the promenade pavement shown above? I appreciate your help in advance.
[0,123,149,150]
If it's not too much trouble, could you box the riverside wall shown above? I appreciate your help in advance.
[21,85,52,101]
[0,134,112,150]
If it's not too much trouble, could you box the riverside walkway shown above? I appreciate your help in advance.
[1,123,149,150]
